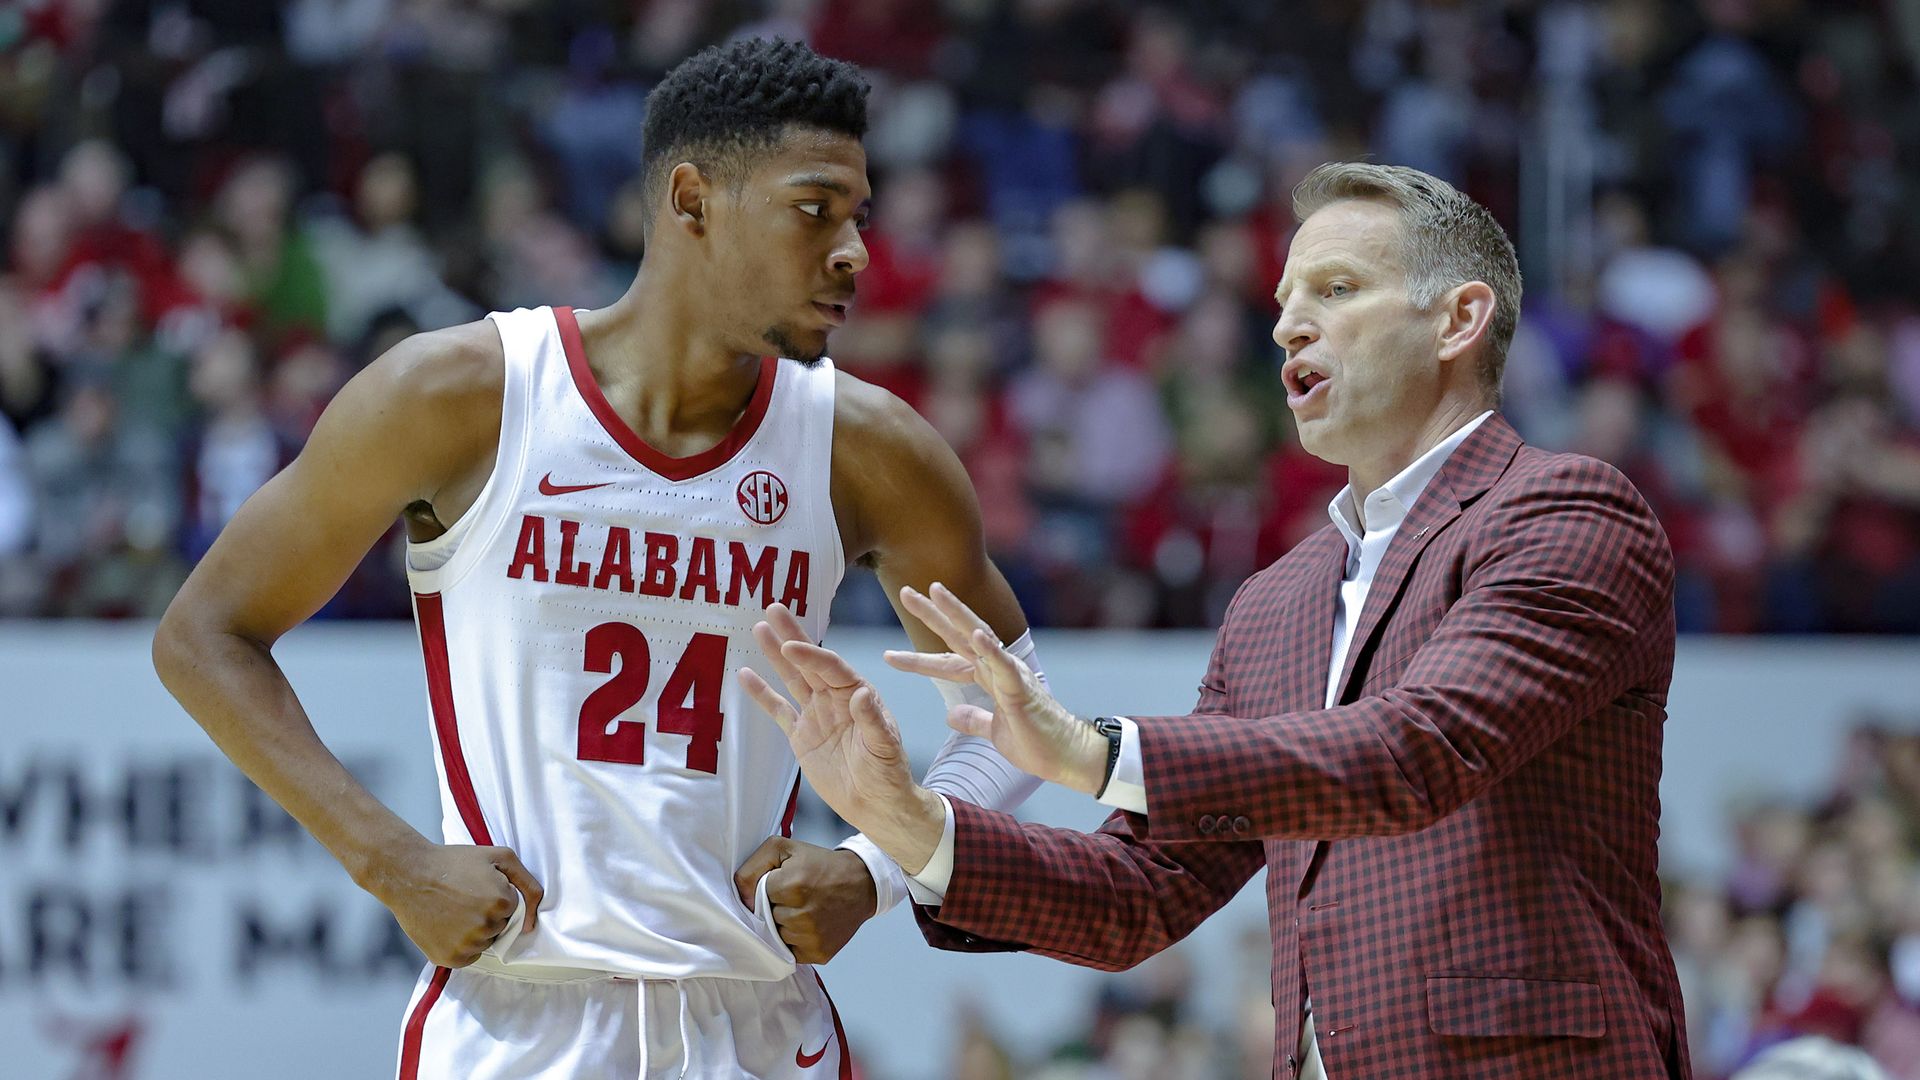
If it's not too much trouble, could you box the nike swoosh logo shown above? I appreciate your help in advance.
[538,473,613,497]
[795,1039,829,1068]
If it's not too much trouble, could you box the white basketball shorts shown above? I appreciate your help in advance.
[392,961,851,1079]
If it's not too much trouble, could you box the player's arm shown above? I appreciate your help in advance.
[152,321,542,968]
[839,378,1049,874]
[833,375,1039,763]
[833,376,1029,654]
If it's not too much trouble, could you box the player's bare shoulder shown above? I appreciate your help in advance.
[309,318,508,533]
[829,368,958,494]
[828,367,981,564]
[830,368,935,457]
[155,318,511,641]
[358,319,506,436]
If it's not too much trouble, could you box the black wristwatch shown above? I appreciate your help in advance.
[1090,716,1126,796]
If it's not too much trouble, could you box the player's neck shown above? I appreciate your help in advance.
[576,268,766,447]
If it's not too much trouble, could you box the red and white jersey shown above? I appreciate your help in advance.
[404,306,843,981]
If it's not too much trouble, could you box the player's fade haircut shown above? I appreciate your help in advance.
[1293,162,1522,404]
[640,37,870,237]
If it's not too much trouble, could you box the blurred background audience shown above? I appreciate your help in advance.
[5,4,1920,1073]
[3,0,1917,632]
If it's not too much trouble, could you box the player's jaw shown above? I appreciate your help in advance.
[762,322,828,366]
[763,288,854,365]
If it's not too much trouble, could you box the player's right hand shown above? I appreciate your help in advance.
[367,840,544,968]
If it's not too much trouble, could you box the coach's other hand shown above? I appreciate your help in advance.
[738,604,945,875]
[734,837,877,964]
[364,839,543,968]
[884,583,1108,795]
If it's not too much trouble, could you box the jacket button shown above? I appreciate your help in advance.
[1286,1054,1298,1074]
[1231,815,1252,834]
[1197,815,1217,834]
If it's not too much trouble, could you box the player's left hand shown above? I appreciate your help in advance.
[734,837,875,964]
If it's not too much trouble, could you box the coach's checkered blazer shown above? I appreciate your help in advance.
[917,414,1691,1079]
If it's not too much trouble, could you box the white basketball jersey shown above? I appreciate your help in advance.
[403,306,843,981]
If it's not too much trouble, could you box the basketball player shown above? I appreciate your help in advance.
[152,38,1044,1078]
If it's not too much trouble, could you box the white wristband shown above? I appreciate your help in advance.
[933,671,994,710]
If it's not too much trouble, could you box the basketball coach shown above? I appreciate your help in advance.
[739,162,1691,1079]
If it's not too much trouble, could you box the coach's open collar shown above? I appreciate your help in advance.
[1327,410,1496,545]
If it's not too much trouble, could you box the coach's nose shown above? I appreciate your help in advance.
[1272,304,1318,356]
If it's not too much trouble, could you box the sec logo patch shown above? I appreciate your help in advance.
[737,471,788,525]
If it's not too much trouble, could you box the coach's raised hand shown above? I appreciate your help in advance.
[885,583,1108,795]
[738,604,946,874]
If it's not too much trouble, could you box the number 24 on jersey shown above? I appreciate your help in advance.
[577,623,726,773]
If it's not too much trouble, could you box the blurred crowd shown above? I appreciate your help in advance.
[3,0,1920,629]
[919,715,1920,1080]
[1664,717,1920,1080]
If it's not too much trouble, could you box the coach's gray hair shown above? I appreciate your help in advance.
[1292,162,1522,403]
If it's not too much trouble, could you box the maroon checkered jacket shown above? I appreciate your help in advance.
[917,415,1690,1079]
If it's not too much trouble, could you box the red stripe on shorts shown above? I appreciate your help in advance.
[812,970,855,1080]
[398,966,451,1080]
[414,592,494,846]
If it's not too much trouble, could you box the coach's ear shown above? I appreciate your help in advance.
[734,835,795,907]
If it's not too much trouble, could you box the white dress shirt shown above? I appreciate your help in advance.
[908,412,1495,1075]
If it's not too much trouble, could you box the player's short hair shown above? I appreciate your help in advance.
[640,37,870,236]
[1292,162,1522,403]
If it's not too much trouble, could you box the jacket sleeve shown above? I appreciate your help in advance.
[1132,457,1675,843]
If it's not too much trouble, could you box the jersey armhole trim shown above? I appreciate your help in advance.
[404,312,532,592]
